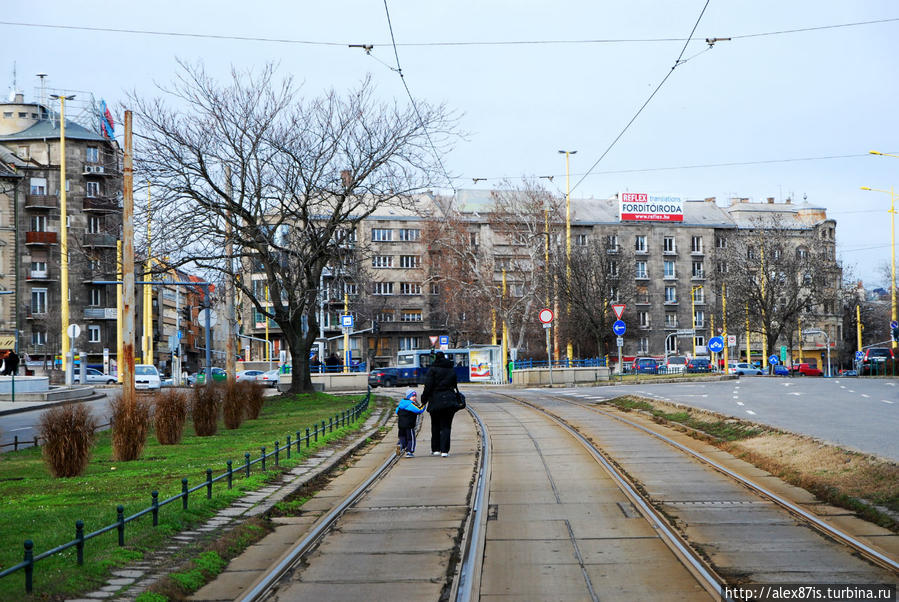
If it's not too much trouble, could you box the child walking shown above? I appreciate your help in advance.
[396,389,425,457]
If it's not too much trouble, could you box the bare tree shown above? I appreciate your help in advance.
[129,62,456,393]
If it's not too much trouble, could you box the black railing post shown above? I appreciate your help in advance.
[75,520,84,565]
[321,420,326,436]
[182,478,189,510]
[14,435,18,451]
[305,427,310,447]
[151,491,159,526]
[329,417,333,433]
[24,539,33,594]
[261,447,266,472]
[245,452,251,477]
[117,505,125,546]
[296,431,302,453]
[227,460,233,489]
[314,425,318,443]
[274,441,279,467]
[33,436,38,448]
[206,468,213,499]
[286,435,291,460]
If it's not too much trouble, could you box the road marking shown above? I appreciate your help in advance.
[861,394,870,398]
[746,410,756,415]
[736,402,744,406]
[782,383,793,387]
[886,383,896,387]
[840,386,846,389]
[790,392,802,396]
[10,427,31,432]
[882,400,895,404]
[848,390,855,393]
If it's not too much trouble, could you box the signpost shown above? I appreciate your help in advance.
[539,308,554,385]
[439,335,449,350]
[611,304,625,320]
[727,334,737,347]
[612,319,626,379]
[65,324,81,385]
[612,320,626,336]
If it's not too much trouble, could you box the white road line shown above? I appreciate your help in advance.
[736,402,744,406]
[840,386,846,389]
[886,383,896,387]
[790,392,802,396]
[861,394,870,398]
[882,400,895,404]
[10,427,31,432]
[848,390,855,393]
[746,410,756,415]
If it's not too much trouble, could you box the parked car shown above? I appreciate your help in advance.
[633,357,659,374]
[838,369,858,377]
[369,367,400,387]
[731,362,763,376]
[665,355,687,374]
[685,357,710,373]
[134,364,161,390]
[792,362,823,376]
[772,364,790,376]
[195,367,227,385]
[860,347,894,376]
[73,367,117,385]
[258,369,280,388]
[236,369,265,382]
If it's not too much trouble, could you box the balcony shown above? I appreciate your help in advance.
[26,269,52,281]
[84,307,117,320]
[83,197,122,212]
[691,272,706,281]
[83,163,118,176]
[664,300,678,306]
[25,194,59,210]
[690,249,704,256]
[635,273,649,281]
[635,295,651,305]
[26,231,58,245]
[84,233,117,248]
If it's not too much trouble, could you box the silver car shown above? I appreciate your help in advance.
[73,368,117,385]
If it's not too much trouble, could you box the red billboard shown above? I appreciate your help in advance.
[619,193,684,222]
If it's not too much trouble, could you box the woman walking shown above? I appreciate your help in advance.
[421,351,460,457]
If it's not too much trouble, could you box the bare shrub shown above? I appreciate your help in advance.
[39,404,98,477]
[154,389,189,445]
[222,381,244,430]
[243,381,266,420]
[192,384,221,436]
[111,395,152,461]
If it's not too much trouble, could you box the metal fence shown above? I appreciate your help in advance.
[511,357,607,370]
[0,390,371,594]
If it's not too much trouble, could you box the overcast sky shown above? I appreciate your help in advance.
[3,1,898,287]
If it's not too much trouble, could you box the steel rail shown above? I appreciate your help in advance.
[497,392,725,601]
[453,403,490,602]
[237,444,400,601]
[556,394,899,574]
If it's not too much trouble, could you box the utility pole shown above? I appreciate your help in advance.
[143,184,152,365]
[52,94,75,378]
[116,241,123,382]
[722,284,728,372]
[224,165,236,382]
[121,111,136,408]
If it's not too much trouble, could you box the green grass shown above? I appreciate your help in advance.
[606,396,764,441]
[0,392,372,600]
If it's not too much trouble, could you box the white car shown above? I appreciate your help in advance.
[134,364,161,390]
[73,368,117,385]
[237,369,265,382]
[258,369,280,388]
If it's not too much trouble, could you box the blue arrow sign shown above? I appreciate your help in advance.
[768,354,779,365]
[707,336,724,353]
[855,351,864,361]
[892,321,898,330]
[612,320,626,336]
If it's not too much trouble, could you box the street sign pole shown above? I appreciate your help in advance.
[545,325,553,386]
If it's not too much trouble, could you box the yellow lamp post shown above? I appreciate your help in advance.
[558,150,576,362]
[51,94,75,376]
[860,183,896,349]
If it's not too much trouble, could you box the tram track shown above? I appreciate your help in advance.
[492,389,898,590]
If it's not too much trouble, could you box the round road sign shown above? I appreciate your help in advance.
[67,324,81,339]
[538,308,554,324]
[612,320,626,336]
[707,336,724,353]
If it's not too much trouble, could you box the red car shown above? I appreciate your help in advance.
[792,363,822,376]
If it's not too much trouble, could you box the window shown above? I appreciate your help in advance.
[636,286,650,304]
[635,261,647,279]
[398,336,422,351]
[373,282,394,295]
[693,287,704,303]
[2,112,11,118]
[576,234,588,247]
[665,286,677,303]
[18,146,29,159]
[88,325,101,343]
[430,283,440,295]
[747,246,756,260]
[694,310,705,327]
[694,335,705,348]
[85,147,99,163]
[31,261,47,277]
[32,330,46,346]
[89,257,101,271]
[665,313,678,328]
[31,215,48,231]
[469,232,479,246]
[605,234,616,250]
[31,288,47,314]
[90,287,102,306]
[371,256,393,268]
[399,228,421,241]
[608,286,619,302]
[692,261,704,278]
[86,181,100,197]
[344,282,358,296]
[665,336,677,354]
[510,284,525,297]
[371,228,393,242]
[88,216,102,234]
[796,246,808,259]
[635,235,646,252]
[30,177,47,195]
[608,260,619,277]
[400,310,422,322]
[691,236,703,254]
[716,236,727,249]
[664,261,676,279]
[639,311,650,328]
[717,261,727,274]
[399,255,421,269]
[400,282,421,295]
[638,337,649,354]
[18,112,26,118]
[335,227,357,246]
[376,311,395,322]
[663,236,675,253]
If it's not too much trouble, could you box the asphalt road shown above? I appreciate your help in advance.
[0,393,114,451]
[552,376,899,462]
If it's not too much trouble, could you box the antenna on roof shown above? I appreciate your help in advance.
[36,73,47,115]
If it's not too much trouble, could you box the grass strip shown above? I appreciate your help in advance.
[0,391,371,600]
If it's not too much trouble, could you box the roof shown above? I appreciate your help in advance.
[0,146,25,178]
[0,117,106,142]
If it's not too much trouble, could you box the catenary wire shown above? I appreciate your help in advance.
[569,0,711,195]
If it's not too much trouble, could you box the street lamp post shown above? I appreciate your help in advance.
[50,94,75,380]
[860,183,896,350]
[558,150,576,362]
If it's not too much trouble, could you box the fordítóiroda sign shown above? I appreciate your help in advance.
[619,192,684,222]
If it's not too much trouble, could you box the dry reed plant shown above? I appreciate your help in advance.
[192,384,221,436]
[222,381,244,430]
[153,388,189,445]
[242,381,266,420]
[38,403,98,477]
[110,395,152,461]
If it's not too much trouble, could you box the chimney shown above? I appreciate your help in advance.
[704,196,716,203]
[767,197,775,204]
[340,169,352,188]
[14,93,24,103]
[785,197,791,204]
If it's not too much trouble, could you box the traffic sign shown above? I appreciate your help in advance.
[538,308,554,324]
[612,320,626,336]
[707,336,724,353]
[768,355,779,366]
[780,345,788,363]
[676,329,695,336]
[611,304,625,320]
[67,324,81,339]
[177,330,183,340]
[616,336,624,347]
[439,335,449,350]
[727,335,737,347]
[340,314,354,328]
[429,335,439,346]
[892,321,898,330]
[855,351,864,362]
